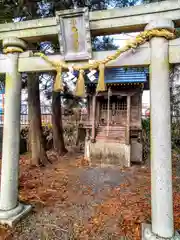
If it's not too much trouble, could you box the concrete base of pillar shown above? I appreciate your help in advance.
[0,203,32,227]
[142,223,180,240]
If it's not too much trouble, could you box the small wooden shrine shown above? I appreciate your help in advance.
[81,67,149,166]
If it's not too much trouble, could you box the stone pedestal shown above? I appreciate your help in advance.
[88,141,130,166]
[0,37,31,227]
[142,19,179,239]
[142,223,180,240]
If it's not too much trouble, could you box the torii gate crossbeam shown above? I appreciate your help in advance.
[0,39,178,73]
[0,2,179,240]
[0,0,179,41]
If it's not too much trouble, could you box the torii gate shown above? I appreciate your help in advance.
[0,1,179,239]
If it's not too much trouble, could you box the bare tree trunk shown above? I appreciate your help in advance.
[169,66,174,124]
[52,91,67,155]
[28,73,50,166]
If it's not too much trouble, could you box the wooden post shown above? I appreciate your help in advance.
[87,95,90,122]
[126,95,131,145]
[91,94,96,142]
[96,101,100,124]
[106,87,111,136]
[139,92,143,128]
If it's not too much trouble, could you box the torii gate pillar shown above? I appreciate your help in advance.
[142,20,180,239]
[0,37,31,227]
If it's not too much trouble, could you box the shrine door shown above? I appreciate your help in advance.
[99,96,127,126]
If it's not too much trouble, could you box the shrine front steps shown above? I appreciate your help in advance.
[95,136,125,144]
[96,126,126,144]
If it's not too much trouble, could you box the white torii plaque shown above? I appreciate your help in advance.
[56,8,92,61]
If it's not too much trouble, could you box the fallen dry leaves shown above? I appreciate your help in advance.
[75,157,91,167]
[0,153,179,240]
[73,161,180,239]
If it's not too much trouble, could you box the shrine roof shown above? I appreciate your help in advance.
[92,67,148,84]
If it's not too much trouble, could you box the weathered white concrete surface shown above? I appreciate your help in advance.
[0,37,31,226]
[0,1,179,40]
[0,204,32,227]
[0,52,22,211]
[142,223,180,240]
[143,19,175,239]
[169,38,180,64]
[0,38,179,73]
[0,18,57,42]
[89,141,130,167]
[18,45,150,72]
[90,0,180,35]
[17,40,180,72]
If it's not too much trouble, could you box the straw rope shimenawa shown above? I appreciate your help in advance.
[10,28,174,97]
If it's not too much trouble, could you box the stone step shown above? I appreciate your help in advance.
[96,125,126,142]
[97,127,126,132]
[96,129,125,136]
[96,136,125,143]
[96,134,125,139]
[97,126,126,130]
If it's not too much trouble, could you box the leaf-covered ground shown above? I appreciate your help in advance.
[0,152,179,240]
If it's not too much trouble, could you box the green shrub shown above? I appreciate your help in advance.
[142,118,150,161]
[20,122,79,153]
[172,121,180,152]
[142,117,180,157]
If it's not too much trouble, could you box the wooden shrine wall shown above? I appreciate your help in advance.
[87,90,142,129]
[130,93,142,129]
